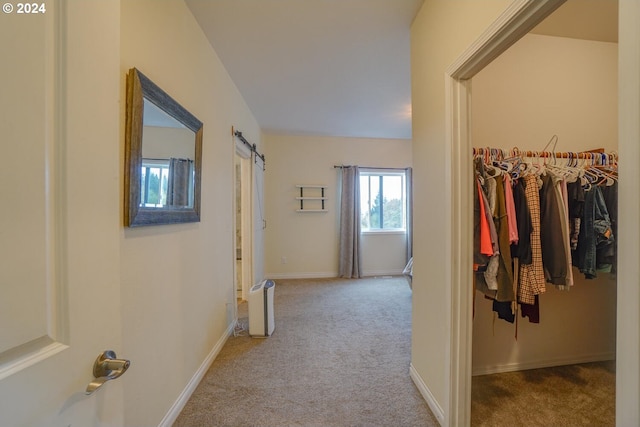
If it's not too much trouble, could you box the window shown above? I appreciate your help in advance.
[140,159,170,207]
[359,170,406,231]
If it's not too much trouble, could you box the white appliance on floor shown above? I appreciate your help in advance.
[248,279,275,337]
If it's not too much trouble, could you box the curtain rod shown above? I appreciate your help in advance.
[143,157,193,160]
[233,128,266,170]
[333,165,410,170]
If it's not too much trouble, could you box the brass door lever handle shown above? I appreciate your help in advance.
[86,350,130,395]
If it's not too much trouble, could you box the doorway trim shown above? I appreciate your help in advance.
[616,1,640,425]
[234,144,253,305]
[444,1,567,425]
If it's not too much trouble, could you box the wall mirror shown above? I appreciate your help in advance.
[125,68,203,227]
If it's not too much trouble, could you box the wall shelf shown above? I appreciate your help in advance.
[295,185,328,212]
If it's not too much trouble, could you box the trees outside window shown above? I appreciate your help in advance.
[141,161,169,207]
[359,171,406,231]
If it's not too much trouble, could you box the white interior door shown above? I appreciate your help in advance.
[0,2,124,426]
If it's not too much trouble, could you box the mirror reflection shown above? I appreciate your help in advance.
[124,68,203,227]
[141,98,196,209]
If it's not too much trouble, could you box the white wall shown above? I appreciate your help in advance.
[472,34,618,153]
[264,133,411,278]
[471,33,618,374]
[409,0,512,423]
[119,1,262,425]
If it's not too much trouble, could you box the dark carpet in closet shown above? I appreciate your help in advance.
[472,360,615,426]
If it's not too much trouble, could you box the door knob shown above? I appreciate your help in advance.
[85,350,130,395]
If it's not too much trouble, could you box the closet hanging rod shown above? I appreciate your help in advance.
[472,147,616,162]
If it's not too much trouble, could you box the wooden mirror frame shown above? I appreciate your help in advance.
[124,68,203,227]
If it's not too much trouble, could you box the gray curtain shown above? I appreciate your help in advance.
[405,167,413,262]
[339,166,362,278]
[167,158,193,207]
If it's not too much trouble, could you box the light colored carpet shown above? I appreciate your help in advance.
[174,277,439,427]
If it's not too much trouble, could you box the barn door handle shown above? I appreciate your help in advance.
[85,350,130,395]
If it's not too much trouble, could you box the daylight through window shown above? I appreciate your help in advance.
[359,170,406,231]
[141,159,170,207]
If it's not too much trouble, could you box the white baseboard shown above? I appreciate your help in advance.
[409,363,445,426]
[158,321,236,427]
[472,351,616,376]
[265,271,338,279]
[266,270,405,280]
[362,269,405,277]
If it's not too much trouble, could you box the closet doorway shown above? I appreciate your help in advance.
[469,2,618,424]
[442,0,630,425]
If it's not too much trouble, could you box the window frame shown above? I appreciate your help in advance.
[140,158,170,208]
[359,169,407,233]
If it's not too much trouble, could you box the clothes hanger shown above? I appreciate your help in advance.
[492,149,518,174]
[581,155,602,189]
[541,134,559,154]
[590,165,617,185]
[499,155,523,179]
[534,151,547,175]
[546,151,585,182]
[588,152,617,185]
[547,163,576,181]
[480,147,504,177]
[555,153,580,182]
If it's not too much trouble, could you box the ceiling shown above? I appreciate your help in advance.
[185,0,617,140]
[185,0,423,139]
[531,0,618,43]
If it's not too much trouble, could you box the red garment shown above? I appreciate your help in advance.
[477,180,494,256]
